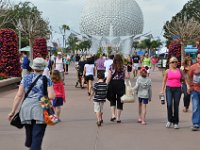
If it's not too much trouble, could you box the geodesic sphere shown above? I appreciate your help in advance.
[80,0,144,37]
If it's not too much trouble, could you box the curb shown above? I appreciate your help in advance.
[0,77,21,88]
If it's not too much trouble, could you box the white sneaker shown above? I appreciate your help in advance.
[166,122,172,128]
[174,124,179,129]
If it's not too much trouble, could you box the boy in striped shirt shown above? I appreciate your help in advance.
[90,71,108,127]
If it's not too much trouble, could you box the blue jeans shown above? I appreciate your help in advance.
[25,120,47,150]
[182,83,191,109]
[166,86,182,124]
[191,91,200,126]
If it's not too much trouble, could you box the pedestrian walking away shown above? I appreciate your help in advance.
[8,57,55,150]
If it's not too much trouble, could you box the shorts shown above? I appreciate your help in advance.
[93,102,104,113]
[133,63,139,70]
[52,97,64,107]
[138,97,149,104]
[127,66,132,72]
[85,75,94,81]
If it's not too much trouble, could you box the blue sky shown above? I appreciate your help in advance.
[14,0,189,44]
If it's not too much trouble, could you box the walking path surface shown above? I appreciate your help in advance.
[0,65,200,150]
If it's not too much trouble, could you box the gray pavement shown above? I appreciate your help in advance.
[0,65,200,150]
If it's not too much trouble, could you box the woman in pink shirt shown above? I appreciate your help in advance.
[161,57,184,129]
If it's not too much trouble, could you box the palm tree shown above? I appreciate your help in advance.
[66,36,78,54]
[61,24,70,48]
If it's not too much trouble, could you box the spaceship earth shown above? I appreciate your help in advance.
[80,0,144,37]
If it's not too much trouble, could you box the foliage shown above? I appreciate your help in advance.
[78,40,92,53]
[0,0,11,28]
[0,29,21,77]
[163,0,200,41]
[166,40,181,68]
[96,47,103,58]
[0,72,8,80]
[137,38,162,50]
[107,46,112,55]
[66,35,78,54]
[33,37,48,59]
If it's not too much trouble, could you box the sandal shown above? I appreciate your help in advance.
[110,117,116,122]
[141,121,146,125]
[137,118,142,123]
[117,120,121,123]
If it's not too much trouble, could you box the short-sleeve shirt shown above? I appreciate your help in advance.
[132,55,140,63]
[20,73,53,124]
[189,63,200,92]
[93,82,108,102]
[95,58,105,70]
[109,65,126,80]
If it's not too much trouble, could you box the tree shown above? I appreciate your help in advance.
[164,17,200,62]
[78,40,92,54]
[163,0,200,61]
[8,2,50,61]
[66,35,78,54]
[0,0,11,28]
[61,24,70,48]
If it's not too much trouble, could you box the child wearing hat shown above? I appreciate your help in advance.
[133,67,152,125]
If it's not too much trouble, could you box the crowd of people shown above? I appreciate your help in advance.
[7,51,200,150]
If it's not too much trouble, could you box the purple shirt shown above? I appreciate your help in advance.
[109,65,126,80]
[95,58,105,70]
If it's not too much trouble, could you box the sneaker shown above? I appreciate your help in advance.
[191,125,199,131]
[174,124,179,129]
[166,122,172,128]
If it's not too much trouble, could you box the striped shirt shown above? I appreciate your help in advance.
[93,82,108,102]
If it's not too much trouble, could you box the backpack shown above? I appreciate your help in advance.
[27,59,32,72]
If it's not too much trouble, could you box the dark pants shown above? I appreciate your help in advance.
[25,120,47,150]
[182,83,191,109]
[166,86,182,124]
[110,80,125,110]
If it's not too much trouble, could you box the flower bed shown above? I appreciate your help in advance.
[0,73,8,80]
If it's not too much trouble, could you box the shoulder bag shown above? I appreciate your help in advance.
[121,79,135,103]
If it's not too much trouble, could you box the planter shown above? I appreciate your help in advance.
[0,77,21,88]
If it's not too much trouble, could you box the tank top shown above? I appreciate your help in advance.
[55,58,64,72]
[167,69,181,87]
[85,64,94,76]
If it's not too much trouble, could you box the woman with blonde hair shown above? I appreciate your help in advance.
[106,54,127,123]
[160,56,186,129]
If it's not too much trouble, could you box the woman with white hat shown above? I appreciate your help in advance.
[8,57,55,150]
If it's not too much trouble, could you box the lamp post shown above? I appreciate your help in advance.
[17,19,22,50]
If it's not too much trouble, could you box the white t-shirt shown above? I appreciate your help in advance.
[55,57,64,72]
[85,64,94,76]
[104,59,113,78]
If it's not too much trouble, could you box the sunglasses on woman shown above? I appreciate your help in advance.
[170,61,178,64]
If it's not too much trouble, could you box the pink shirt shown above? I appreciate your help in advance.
[167,69,182,87]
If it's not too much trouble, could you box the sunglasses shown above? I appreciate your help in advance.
[170,61,178,64]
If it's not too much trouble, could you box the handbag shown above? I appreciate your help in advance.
[10,75,42,129]
[40,76,60,125]
[121,79,135,103]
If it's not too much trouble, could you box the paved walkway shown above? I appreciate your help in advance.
[0,65,200,150]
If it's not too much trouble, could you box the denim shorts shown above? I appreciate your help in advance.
[138,98,149,104]
[52,97,64,107]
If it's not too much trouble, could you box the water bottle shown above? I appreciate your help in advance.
[159,94,165,105]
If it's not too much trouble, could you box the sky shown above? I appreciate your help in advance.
[14,0,190,44]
